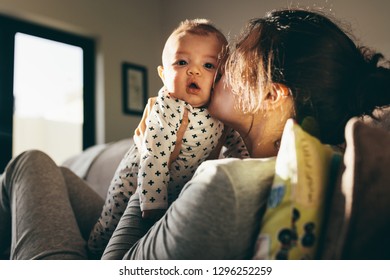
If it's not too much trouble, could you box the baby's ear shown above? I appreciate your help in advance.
[157,66,165,82]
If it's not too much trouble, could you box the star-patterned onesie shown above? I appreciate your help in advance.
[88,87,249,257]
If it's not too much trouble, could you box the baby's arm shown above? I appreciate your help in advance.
[134,97,189,220]
[137,97,184,217]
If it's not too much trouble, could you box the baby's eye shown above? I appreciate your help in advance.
[204,63,215,69]
[176,60,187,66]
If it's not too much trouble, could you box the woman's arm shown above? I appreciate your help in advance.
[123,161,239,259]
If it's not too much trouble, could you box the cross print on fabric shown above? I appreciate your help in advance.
[136,87,224,211]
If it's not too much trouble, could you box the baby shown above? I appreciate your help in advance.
[88,19,248,258]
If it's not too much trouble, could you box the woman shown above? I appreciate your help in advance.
[1,8,389,260]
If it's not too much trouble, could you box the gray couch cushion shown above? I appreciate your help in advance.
[62,143,108,179]
[85,138,133,198]
[62,138,133,199]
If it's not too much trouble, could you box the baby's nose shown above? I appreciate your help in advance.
[187,66,201,76]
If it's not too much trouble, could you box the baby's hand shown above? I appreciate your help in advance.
[142,209,165,220]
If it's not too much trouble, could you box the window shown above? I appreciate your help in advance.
[0,15,95,171]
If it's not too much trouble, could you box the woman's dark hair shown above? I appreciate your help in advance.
[225,8,390,144]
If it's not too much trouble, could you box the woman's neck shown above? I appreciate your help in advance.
[233,114,269,158]
[242,125,276,158]
[239,111,282,159]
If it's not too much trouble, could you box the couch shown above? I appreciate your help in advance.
[62,107,390,259]
[63,137,133,199]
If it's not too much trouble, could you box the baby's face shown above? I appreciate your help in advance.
[159,33,223,107]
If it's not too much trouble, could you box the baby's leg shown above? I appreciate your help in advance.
[0,150,89,259]
[88,144,139,258]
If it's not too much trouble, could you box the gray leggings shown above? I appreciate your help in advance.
[0,150,152,259]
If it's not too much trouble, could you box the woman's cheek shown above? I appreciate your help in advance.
[209,76,236,122]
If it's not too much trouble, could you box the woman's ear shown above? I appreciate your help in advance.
[265,83,291,105]
[157,66,165,82]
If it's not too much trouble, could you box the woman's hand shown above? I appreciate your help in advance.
[142,209,165,220]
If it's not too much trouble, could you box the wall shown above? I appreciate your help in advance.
[0,0,389,145]
[162,0,390,58]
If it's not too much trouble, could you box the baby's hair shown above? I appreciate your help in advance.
[172,18,228,49]
[164,18,229,68]
[225,8,390,144]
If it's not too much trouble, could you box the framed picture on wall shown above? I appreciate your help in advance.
[122,62,148,115]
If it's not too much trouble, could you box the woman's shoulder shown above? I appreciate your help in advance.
[190,157,276,194]
[176,157,277,259]
[199,157,276,177]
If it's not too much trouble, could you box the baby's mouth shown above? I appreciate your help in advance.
[188,82,200,90]
[187,81,201,94]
